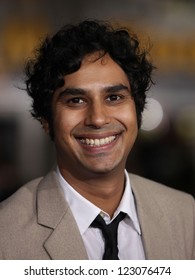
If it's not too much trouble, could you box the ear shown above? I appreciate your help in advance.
[41,119,50,134]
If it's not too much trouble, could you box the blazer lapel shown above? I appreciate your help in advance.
[37,171,88,259]
[130,174,173,260]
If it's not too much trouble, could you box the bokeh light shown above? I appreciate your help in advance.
[141,98,164,131]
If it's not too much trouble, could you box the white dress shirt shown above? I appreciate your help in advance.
[57,168,145,260]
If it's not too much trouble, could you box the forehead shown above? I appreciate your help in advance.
[62,52,129,88]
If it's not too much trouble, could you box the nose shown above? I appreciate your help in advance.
[84,100,110,128]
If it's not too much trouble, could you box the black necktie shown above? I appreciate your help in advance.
[91,212,126,260]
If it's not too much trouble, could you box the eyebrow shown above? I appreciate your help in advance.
[58,83,130,98]
[105,84,130,93]
[59,88,86,97]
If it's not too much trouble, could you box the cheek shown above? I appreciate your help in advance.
[119,104,138,132]
[53,108,82,138]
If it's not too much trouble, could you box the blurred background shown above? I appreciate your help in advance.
[0,0,194,201]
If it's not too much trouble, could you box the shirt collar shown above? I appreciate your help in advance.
[56,167,141,235]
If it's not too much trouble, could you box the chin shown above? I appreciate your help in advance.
[85,163,121,175]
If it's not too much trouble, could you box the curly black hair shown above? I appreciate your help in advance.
[25,20,154,136]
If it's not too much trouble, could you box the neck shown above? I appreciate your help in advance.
[59,167,126,217]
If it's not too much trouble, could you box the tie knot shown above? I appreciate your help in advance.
[90,212,126,260]
[91,212,126,231]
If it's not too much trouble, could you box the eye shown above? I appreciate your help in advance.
[106,94,123,102]
[66,97,85,106]
[69,97,84,103]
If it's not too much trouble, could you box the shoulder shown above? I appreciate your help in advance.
[0,169,60,223]
[129,173,194,212]
[0,177,43,221]
[129,172,194,199]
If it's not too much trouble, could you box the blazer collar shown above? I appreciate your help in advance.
[37,171,88,259]
[130,173,173,259]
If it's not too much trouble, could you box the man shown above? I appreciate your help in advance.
[0,20,194,260]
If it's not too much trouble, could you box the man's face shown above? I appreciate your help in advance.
[51,53,138,178]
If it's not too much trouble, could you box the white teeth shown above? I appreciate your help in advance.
[79,136,116,147]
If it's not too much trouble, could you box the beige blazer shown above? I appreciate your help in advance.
[0,171,194,259]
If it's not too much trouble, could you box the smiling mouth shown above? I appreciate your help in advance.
[78,135,117,147]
